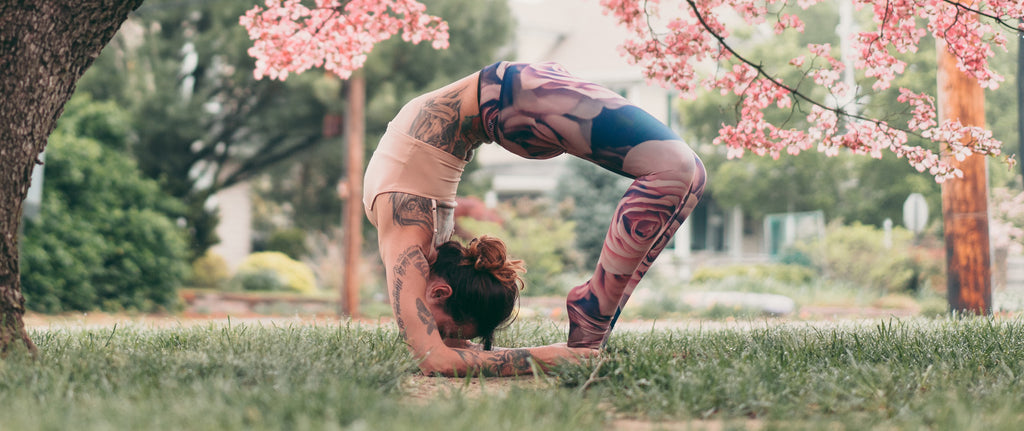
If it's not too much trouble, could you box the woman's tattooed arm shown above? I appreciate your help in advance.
[389,245,432,339]
[449,348,537,377]
[379,194,593,377]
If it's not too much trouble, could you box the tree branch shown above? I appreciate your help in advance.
[679,0,929,142]
[940,0,1024,34]
[218,134,322,189]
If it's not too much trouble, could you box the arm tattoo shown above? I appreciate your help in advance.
[389,194,432,231]
[390,246,431,340]
[415,298,438,336]
[391,277,406,338]
[451,348,536,377]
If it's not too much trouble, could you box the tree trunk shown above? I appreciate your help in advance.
[936,37,991,315]
[0,0,144,356]
[342,72,365,318]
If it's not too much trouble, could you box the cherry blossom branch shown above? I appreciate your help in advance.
[682,0,874,129]
[600,0,1020,181]
[940,0,1024,33]
[681,1,943,162]
[240,0,449,80]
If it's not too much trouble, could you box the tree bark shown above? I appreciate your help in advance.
[936,38,991,315]
[342,72,365,318]
[0,0,144,356]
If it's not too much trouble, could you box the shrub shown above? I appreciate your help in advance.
[21,132,190,313]
[191,251,231,289]
[554,158,632,268]
[691,264,816,285]
[264,228,309,260]
[233,252,317,294]
[456,198,582,296]
[792,222,944,294]
[233,269,287,292]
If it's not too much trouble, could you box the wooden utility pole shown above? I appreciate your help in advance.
[937,38,991,315]
[342,72,365,317]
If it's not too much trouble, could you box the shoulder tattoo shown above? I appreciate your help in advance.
[407,87,481,158]
[389,194,433,231]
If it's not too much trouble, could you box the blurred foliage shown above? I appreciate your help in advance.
[255,0,513,238]
[231,269,287,292]
[553,158,632,269]
[21,100,191,313]
[78,0,327,256]
[233,252,317,294]
[262,227,310,260]
[190,250,230,289]
[455,198,583,296]
[691,264,816,286]
[990,186,1024,254]
[75,0,512,259]
[678,2,1019,227]
[790,222,945,294]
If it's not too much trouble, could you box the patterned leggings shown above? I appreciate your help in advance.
[566,153,706,348]
[478,62,707,348]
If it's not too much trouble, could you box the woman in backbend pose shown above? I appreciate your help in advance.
[364,61,707,377]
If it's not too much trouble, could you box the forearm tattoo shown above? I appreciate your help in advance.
[451,348,536,377]
[389,194,433,231]
[390,246,432,339]
[415,298,438,336]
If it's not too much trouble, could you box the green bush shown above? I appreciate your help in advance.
[233,252,317,294]
[21,132,190,313]
[792,222,944,293]
[232,269,287,292]
[554,158,632,268]
[264,228,309,260]
[456,198,582,296]
[691,264,816,285]
[190,251,230,289]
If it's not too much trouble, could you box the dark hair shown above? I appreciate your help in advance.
[431,235,525,350]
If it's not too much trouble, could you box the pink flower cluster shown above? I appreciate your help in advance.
[600,0,1023,182]
[240,0,449,80]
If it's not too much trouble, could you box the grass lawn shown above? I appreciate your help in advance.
[3,316,1024,430]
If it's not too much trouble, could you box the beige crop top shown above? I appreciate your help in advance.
[362,123,468,223]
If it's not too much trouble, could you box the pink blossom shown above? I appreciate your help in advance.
[241,0,449,80]
[598,0,1021,181]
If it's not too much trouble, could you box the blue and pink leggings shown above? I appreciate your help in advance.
[478,62,708,348]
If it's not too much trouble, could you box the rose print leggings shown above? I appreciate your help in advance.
[479,62,708,348]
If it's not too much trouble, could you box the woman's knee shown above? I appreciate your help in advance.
[623,140,701,184]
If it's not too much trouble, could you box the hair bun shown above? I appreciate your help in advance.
[466,236,525,290]
[468,236,505,271]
